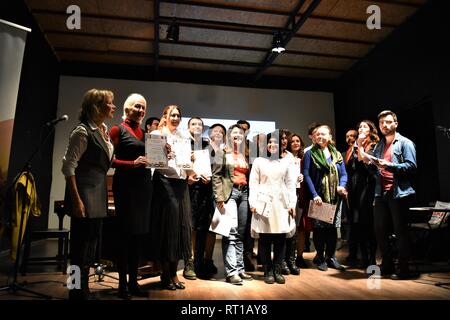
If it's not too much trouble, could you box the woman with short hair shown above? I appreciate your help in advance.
[303,125,348,272]
[212,124,253,285]
[62,88,116,300]
[109,93,152,299]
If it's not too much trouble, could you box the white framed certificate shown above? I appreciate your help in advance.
[193,149,212,177]
[172,137,193,170]
[145,133,168,169]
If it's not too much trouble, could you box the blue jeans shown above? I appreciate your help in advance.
[222,187,249,277]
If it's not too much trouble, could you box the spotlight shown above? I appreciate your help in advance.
[167,20,179,42]
[271,32,285,53]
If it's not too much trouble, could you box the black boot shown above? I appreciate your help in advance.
[295,256,308,268]
[129,268,147,297]
[203,259,218,275]
[263,265,275,284]
[280,260,290,275]
[287,258,300,275]
[391,260,419,280]
[286,235,299,275]
[273,264,285,284]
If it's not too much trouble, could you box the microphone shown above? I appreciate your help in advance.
[46,115,69,126]
[436,125,450,132]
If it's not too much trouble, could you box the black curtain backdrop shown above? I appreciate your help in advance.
[333,0,450,203]
[0,0,60,251]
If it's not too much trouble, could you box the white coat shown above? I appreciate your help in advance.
[249,156,297,238]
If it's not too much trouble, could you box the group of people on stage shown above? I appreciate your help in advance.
[62,89,417,300]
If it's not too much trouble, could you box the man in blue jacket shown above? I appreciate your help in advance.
[370,110,417,280]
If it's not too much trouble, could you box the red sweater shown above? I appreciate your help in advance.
[109,118,144,169]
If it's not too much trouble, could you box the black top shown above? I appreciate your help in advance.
[112,123,152,234]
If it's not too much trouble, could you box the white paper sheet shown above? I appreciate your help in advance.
[145,134,168,169]
[193,149,212,177]
[209,206,233,237]
[171,137,193,169]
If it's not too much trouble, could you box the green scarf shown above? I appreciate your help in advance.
[310,144,343,205]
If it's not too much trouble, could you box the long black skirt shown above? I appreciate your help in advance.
[149,172,192,262]
[113,168,153,235]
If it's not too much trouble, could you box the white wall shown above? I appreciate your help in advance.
[50,76,334,228]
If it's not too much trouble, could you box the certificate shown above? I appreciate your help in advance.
[171,137,193,170]
[193,149,212,177]
[209,206,233,237]
[145,133,168,169]
[307,200,336,224]
[253,191,272,218]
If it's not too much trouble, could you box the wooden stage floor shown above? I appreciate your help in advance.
[1,239,450,301]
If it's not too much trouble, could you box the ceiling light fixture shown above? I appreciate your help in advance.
[271,32,285,53]
[167,19,179,42]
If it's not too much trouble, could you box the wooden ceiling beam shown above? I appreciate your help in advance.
[46,30,362,60]
[55,47,345,72]
[32,10,377,45]
[369,0,423,9]
[154,0,160,76]
[254,0,322,81]
[158,0,398,27]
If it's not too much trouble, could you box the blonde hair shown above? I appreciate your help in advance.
[158,105,182,129]
[79,89,114,122]
[315,125,336,146]
[122,93,147,120]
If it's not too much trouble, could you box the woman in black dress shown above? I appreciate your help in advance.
[184,117,215,280]
[109,93,152,299]
[346,120,379,268]
[150,105,196,290]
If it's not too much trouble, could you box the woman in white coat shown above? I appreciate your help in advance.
[249,131,297,284]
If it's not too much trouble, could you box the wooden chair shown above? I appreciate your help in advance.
[21,201,70,275]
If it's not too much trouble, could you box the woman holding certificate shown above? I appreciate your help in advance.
[109,93,152,299]
[303,125,348,272]
[212,124,253,285]
[278,129,301,276]
[346,120,379,268]
[249,131,297,284]
[287,133,311,268]
[149,105,194,290]
[184,117,214,280]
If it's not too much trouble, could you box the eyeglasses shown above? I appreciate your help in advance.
[134,104,145,109]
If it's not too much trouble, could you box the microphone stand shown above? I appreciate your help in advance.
[0,123,58,299]
[436,126,450,141]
